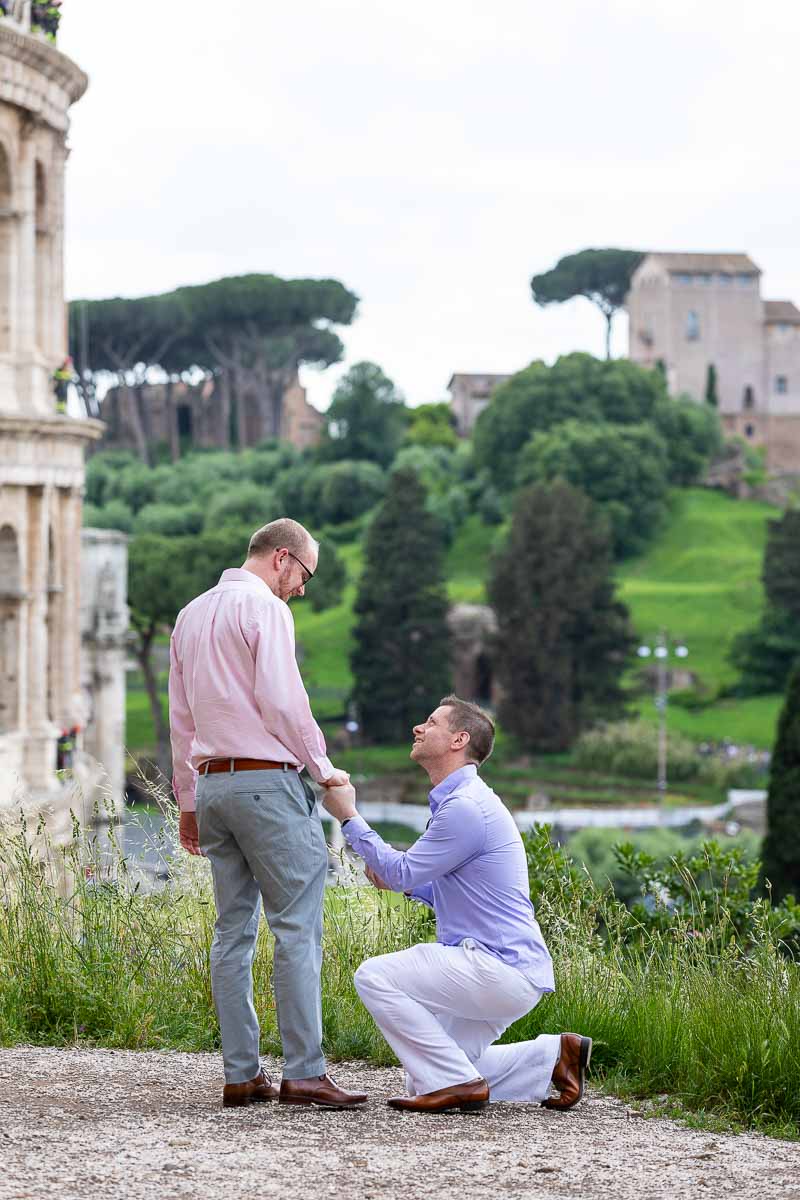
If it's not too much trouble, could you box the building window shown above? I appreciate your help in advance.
[736,274,753,286]
[743,385,755,410]
[696,273,712,285]
[674,273,692,285]
[744,424,755,438]
[686,310,700,341]
[718,273,733,285]
[775,375,788,394]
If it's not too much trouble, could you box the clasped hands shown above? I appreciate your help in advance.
[321,776,391,892]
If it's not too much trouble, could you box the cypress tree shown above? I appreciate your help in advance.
[351,469,451,742]
[488,479,634,751]
[760,664,800,902]
[705,363,718,407]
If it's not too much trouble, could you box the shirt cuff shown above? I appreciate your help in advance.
[340,813,370,845]
[311,755,336,784]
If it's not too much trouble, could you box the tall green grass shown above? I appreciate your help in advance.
[2,807,797,1137]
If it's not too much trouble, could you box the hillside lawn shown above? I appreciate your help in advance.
[125,487,783,778]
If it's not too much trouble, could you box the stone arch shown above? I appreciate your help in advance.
[0,140,12,353]
[34,159,49,354]
[0,524,21,733]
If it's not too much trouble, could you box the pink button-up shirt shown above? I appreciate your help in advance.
[168,568,334,812]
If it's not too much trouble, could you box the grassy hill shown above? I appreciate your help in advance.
[126,486,782,761]
[618,488,781,746]
[294,488,781,748]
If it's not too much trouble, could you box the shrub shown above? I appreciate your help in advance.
[573,721,707,782]
[133,503,204,537]
[205,484,276,531]
[82,499,134,534]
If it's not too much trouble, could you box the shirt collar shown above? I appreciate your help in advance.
[217,568,272,595]
[428,763,478,813]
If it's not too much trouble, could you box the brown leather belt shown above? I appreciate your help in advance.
[198,758,297,776]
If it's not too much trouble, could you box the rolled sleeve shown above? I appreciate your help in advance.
[341,796,485,893]
[249,600,334,782]
[168,633,197,812]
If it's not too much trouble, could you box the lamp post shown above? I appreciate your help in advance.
[637,632,689,800]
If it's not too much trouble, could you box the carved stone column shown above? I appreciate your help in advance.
[22,482,57,787]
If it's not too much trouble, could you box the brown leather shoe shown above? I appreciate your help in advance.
[279,1074,368,1109]
[542,1033,592,1110]
[387,1077,489,1114]
[222,1069,280,1108]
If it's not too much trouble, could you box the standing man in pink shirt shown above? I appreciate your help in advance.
[169,518,367,1110]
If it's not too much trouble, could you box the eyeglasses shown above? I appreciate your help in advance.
[286,550,315,584]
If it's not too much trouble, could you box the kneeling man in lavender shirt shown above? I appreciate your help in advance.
[322,695,592,1114]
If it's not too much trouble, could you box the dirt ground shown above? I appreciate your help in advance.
[0,1047,798,1199]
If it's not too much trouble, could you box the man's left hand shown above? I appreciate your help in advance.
[322,781,357,823]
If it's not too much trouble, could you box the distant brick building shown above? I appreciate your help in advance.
[447,373,512,437]
[626,252,800,471]
[98,373,324,457]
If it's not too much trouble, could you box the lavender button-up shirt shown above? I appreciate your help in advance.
[342,764,555,990]
[168,568,334,812]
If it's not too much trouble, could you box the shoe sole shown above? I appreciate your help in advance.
[542,1036,593,1111]
[279,1097,367,1110]
[388,1099,489,1114]
[222,1094,278,1108]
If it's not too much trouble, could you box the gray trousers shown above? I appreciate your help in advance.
[195,768,328,1083]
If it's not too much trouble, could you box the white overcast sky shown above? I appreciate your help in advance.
[60,0,800,413]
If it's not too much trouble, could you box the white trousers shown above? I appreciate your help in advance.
[354,940,561,1100]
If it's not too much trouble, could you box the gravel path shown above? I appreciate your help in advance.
[0,1048,798,1199]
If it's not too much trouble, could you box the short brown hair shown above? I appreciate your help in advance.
[248,518,316,560]
[439,694,495,765]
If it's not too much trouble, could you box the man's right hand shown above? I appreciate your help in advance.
[179,810,202,856]
[321,768,350,789]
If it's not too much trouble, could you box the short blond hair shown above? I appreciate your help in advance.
[439,694,495,765]
[248,518,316,560]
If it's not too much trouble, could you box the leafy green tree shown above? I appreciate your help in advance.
[351,469,451,742]
[82,499,134,534]
[763,509,800,620]
[516,420,670,557]
[760,664,800,902]
[731,509,800,695]
[307,541,347,613]
[730,609,800,696]
[650,393,721,485]
[531,248,643,358]
[320,362,408,467]
[205,483,276,531]
[404,402,458,449]
[127,534,196,775]
[488,480,634,751]
[473,354,661,488]
[310,460,386,525]
[474,352,719,492]
[133,503,205,537]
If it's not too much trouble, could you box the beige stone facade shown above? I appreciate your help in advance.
[0,9,103,837]
[626,252,800,471]
[447,373,511,437]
